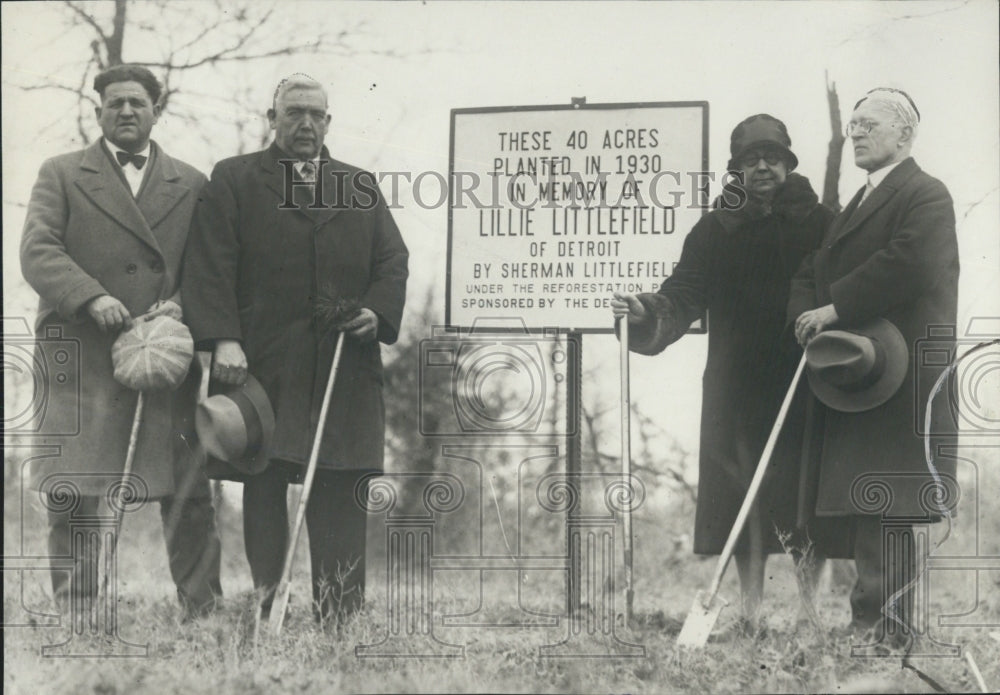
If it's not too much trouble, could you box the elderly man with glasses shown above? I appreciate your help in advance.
[789,88,959,651]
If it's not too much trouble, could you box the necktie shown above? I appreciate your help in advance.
[298,161,317,183]
[116,151,147,170]
[859,180,875,204]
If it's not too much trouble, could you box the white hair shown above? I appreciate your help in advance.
[856,88,920,137]
[271,73,328,111]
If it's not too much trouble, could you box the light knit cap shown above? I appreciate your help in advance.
[112,313,194,392]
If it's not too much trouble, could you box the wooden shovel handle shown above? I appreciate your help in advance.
[703,353,808,603]
[269,331,346,635]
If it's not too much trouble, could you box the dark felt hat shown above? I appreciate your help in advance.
[728,114,799,170]
[805,319,908,413]
[195,374,275,475]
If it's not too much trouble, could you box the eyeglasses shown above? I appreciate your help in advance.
[845,119,898,136]
[739,151,783,168]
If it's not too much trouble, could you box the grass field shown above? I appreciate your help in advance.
[5,450,999,695]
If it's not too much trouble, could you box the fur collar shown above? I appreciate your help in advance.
[713,172,820,231]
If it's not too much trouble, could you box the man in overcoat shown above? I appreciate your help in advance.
[20,64,222,618]
[182,74,408,622]
[612,115,835,630]
[790,88,959,646]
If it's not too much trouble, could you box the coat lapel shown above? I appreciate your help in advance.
[136,142,191,232]
[828,158,920,247]
[75,141,162,254]
[259,144,344,228]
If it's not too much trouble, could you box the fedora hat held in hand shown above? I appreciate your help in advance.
[194,352,275,475]
[805,318,908,413]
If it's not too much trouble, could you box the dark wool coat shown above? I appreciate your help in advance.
[181,144,408,479]
[787,157,959,519]
[627,173,836,554]
[20,141,207,498]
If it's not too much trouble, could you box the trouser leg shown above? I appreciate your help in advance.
[46,493,100,612]
[851,515,915,639]
[159,465,223,617]
[243,465,289,610]
[305,470,370,623]
[734,505,766,622]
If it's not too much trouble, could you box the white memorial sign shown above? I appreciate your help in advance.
[447,101,709,331]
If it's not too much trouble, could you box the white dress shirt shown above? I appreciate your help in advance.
[860,159,903,204]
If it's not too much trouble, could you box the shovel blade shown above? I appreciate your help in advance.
[676,590,728,648]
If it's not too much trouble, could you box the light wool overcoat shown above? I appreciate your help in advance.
[20,140,206,498]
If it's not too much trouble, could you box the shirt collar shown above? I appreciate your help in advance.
[867,159,903,189]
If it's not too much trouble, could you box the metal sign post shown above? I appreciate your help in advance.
[618,318,634,626]
[566,329,582,615]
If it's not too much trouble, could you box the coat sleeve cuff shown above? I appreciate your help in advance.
[362,290,403,345]
[56,278,107,322]
[368,307,399,345]
[828,281,866,325]
[615,294,688,355]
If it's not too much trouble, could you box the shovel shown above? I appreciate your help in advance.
[677,352,807,647]
[269,330,346,636]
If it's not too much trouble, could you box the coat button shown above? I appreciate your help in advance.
[126,263,138,274]
[150,261,164,273]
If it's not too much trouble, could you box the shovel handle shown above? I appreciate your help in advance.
[270,331,346,635]
[103,391,145,603]
[703,353,807,603]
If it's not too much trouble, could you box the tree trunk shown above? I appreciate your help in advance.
[106,0,127,66]
[822,72,845,213]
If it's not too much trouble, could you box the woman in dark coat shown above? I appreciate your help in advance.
[612,115,835,624]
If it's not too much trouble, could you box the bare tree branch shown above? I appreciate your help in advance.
[64,1,109,45]
[131,41,324,71]
[17,82,96,106]
[580,401,617,472]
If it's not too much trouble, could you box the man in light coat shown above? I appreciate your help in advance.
[182,74,408,623]
[790,88,959,648]
[20,64,222,618]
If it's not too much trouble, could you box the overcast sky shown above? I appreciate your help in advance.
[3,0,998,450]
